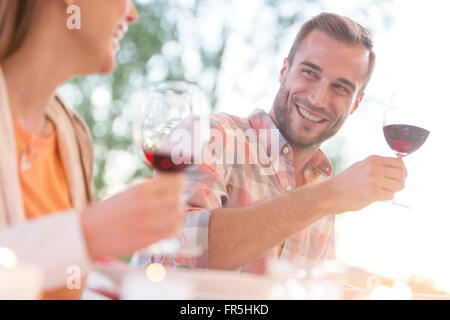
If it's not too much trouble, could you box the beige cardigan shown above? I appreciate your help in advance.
[0,65,94,290]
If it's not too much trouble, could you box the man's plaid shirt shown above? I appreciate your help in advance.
[176,108,336,274]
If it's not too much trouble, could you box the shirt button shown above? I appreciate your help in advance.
[304,169,314,180]
[282,147,289,154]
[286,185,293,192]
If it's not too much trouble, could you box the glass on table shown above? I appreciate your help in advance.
[267,254,347,299]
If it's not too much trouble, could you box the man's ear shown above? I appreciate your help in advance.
[279,58,288,84]
[350,92,364,115]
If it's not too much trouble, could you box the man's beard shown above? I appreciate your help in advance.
[272,86,342,149]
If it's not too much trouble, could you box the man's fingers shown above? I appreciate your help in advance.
[382,167,407,182]
[380,189,395,201]
[381,178,405,193]
[372,157,407,180]
[381,157,407,172]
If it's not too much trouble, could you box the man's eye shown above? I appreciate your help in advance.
[333,84,349,94]
[302,69,316,78]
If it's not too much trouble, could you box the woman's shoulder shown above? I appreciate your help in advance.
[53,96,91,138]
[50,95,94,200]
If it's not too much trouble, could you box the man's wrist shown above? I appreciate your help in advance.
[314,178,341,215]
[292,180,338,218]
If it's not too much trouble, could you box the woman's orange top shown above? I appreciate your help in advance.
[13,120,73,220]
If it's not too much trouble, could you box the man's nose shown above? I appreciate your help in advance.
[308,82,328,106]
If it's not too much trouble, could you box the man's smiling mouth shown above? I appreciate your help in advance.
[296,104,327,123]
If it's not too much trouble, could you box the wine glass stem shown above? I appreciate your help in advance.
[390,153,411,209]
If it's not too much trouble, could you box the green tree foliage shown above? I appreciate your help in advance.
[59,0,391,199]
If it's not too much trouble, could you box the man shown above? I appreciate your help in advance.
[175,12,407,274]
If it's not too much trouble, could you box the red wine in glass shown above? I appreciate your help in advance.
[143,149,192,172]
[383,124,430,158]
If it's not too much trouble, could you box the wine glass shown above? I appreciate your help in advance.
[130,81,210,267]
[383,92,430,208]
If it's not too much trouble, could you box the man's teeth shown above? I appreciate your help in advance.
[298,106,324,123]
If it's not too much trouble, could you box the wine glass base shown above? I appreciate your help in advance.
[147,239,203,257]
[384,200,412,210]
[130,239,204,268]
[391,201,412,209]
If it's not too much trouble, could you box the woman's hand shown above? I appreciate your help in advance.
[80,174,184,259]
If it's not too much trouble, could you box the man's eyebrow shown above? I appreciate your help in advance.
[299,61,322,72]
[337,78,356,92]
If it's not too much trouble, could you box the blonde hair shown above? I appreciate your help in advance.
[0,0,37,61]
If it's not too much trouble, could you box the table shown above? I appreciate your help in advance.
[82,263,450,300]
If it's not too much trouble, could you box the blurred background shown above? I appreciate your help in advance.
[58,0,450,293]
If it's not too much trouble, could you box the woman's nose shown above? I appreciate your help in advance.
[126,1,139,24]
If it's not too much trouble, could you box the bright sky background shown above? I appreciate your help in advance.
[212,0,450,290]
[334,1,450,291]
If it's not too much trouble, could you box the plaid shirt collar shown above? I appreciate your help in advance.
[248,108,333,177]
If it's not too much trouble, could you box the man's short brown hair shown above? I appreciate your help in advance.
[288,12,376,93]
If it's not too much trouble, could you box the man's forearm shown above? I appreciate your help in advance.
[208,180,335,270]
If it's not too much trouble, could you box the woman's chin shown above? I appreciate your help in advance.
[99,55,117,74]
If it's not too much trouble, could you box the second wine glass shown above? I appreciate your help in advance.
[131,81,210,267]
[382,92,430,208]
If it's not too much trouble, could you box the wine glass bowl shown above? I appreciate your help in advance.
[383,124,429,158]
[383,93,430,158]
[134,81,210,173]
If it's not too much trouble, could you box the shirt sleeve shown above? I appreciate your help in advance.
[179,155,230,268]
[0,210,92,290]
[161,118,231,269]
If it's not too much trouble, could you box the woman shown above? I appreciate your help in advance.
[0,0,183,299]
